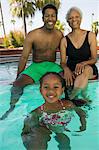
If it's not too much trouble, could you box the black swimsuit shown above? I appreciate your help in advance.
[66,31,98,78]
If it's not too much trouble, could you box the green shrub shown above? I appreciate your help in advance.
[3,36,11,48]
[55,20,65,33]
[9,31,24,47]
[3,31,24,48]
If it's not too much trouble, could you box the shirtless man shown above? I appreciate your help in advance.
[0,4,63,120]
[15,3,63,87]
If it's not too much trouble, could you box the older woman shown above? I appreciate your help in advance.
[60,7,98,100]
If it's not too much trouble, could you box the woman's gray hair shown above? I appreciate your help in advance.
[66,7,83,21]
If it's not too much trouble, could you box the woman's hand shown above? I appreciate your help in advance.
[75,63,85,75]
[64,66,75,87]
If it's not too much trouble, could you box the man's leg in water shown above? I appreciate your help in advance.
[0,74,34,120]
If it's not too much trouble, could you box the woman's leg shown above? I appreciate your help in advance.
[69,65,93,100]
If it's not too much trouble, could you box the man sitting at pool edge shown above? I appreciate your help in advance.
[0,3,64,120]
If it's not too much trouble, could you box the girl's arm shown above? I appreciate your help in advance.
[22,110,40,134]
[74,107,86,132]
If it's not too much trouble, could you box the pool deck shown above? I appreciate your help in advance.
[0,47,32,63]
[0,47,99,63]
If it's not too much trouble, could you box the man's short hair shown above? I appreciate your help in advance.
[42,3,58,17]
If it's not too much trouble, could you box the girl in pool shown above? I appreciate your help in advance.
[21,72,86,150]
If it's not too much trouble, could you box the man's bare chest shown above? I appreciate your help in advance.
[33,38,59,50]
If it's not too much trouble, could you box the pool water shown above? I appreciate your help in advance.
[0,62,99,150]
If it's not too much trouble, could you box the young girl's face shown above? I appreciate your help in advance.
[40,74,64,103]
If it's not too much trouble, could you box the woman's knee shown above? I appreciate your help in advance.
[84,65,93,78]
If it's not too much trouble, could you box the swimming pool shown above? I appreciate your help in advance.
[0,62,99,150]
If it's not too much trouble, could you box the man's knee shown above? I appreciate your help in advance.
[13,74,34,87]
[10,86,23,105]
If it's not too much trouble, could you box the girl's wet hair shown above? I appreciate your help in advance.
[42,3,58,18]
[66,6,83,21]
[40,72,65,88]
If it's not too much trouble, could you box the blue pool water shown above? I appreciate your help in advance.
[0,62,99,150]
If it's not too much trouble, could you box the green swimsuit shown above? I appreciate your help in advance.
[21,61,63,82]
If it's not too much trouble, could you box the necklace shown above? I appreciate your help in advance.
[58,99,66,110]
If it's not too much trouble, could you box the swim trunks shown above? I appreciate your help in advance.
[21,61,63,82]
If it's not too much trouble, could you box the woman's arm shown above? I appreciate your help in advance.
[60,37,74,86]
[84,32,97,65]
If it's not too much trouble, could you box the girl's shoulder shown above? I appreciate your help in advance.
[62,99,75,109]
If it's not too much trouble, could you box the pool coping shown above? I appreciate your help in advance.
[0,49,99,64]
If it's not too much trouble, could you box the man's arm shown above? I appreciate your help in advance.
[17,32,33,78]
